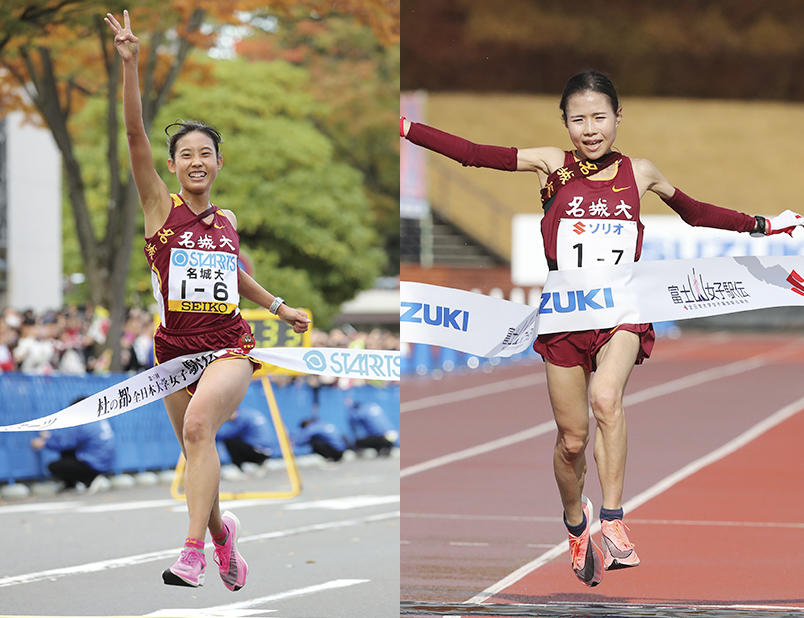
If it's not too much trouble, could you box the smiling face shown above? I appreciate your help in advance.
[166,130,223,195]
[563,90,622,161]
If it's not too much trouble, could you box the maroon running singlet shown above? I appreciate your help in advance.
[534,152,654,370]
[146,194,257,387]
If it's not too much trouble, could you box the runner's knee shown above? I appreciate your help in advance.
[182,412,214,446]
[589,387,623,425]
[557,431,587,461]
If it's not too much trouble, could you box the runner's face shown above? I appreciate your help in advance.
[564,90,621,160]
[168,131,222,194]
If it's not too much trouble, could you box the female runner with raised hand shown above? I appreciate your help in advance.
[401,70,803,587]
[105,10,309,590]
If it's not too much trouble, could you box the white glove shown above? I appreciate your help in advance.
[766,209,803,236]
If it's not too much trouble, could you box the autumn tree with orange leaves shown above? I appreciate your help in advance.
[0,0,398,370]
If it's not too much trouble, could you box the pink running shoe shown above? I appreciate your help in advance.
[601,518,640,570]
[567,496,603,587]
[162,547,206,587]
[214,511,248,591]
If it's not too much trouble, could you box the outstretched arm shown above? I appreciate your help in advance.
[635,157,776,235]
[104,10,170,231]
[401,117,563,174]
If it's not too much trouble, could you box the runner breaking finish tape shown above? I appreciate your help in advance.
[0,346,400,433]
[401,254,804,358]
[401,69,804,587]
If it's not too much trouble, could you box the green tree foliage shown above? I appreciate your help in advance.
[237,12,400,274]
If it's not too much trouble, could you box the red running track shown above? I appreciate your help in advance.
[400,333,804,612]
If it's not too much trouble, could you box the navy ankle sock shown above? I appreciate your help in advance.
[600,507,624,521]
[563,511,587,537]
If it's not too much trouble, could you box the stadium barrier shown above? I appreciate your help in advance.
[0,374,399,484]
[401,342,540,377]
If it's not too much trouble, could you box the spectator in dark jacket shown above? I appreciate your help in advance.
[31,398,115,493]
[216,407,277,469]
[348,400,398,457]
[296,418,349,462]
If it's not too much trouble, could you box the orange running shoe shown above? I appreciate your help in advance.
[567,496,603,587]
[601,518,640,570]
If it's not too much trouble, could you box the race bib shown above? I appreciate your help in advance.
[167,248,239,314]
[556,218,638,270]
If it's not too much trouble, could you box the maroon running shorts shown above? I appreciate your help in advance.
[153,315,259,395]
[532,323,655,373]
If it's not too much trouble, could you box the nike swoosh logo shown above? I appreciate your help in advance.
[612,185,631,192]
[603,534,634,559]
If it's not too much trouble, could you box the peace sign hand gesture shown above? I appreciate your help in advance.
[104,9,138,62]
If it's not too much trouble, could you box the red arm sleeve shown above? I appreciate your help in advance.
[661,188,756,233]
[405,122,518,171]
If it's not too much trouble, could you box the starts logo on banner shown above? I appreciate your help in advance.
[667,268,750,310]
[302,350,400,381]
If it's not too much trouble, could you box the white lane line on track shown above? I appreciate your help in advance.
[284,495,399,510]
[400,422,555,479]
[401,352,774,479]
[78,499,177,513]
[467,395,804,603]
[620,355,767,406]
[0,510,398,588]
[626,518,804,528]
[401,373,546,413]
[170,498,296,513]
[2,493,388,517]
[147,579,369,616]
[0,501,82,514]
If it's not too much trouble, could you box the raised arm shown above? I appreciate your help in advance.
[401,117,563,175]
[104,10,170,234]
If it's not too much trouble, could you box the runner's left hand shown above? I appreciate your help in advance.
[278,305,310,333]
[766,209,803,236]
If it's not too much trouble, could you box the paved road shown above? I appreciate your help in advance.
[1,455,399,617]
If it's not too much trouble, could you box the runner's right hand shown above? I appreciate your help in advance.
[278,306,311,334]
[104,9,139,62]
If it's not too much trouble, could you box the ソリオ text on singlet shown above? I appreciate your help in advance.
[145,193,242,331]
[540,151,644,271]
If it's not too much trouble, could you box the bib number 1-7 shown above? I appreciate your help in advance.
[556,219,638,270]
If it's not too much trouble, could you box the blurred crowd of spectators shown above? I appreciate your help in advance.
[0,305,399,376]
